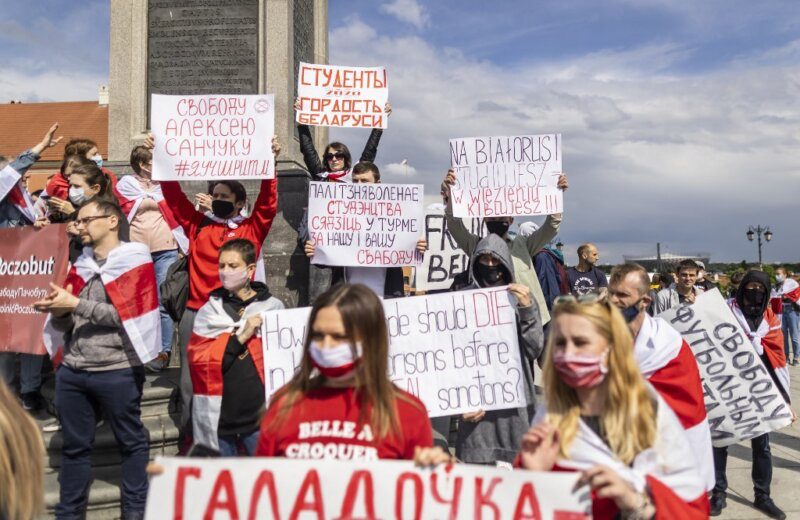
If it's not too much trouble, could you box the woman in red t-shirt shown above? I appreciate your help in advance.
[256,283,440,461]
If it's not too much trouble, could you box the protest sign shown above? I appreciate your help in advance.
[151,94,275,181]
[296,62,389,129]
[262,286,528,417]
[415,211,484,292]
[0,224,69,354]
[659,290,792,447]
[307,181,424,267]
[145,456,591,520]
[449,134,563,218]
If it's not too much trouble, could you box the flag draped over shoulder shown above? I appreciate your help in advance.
[0,165,37,223]
[115,175,189,254]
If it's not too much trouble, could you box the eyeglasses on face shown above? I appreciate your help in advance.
[74,215,111,227]
[324,152,346,160]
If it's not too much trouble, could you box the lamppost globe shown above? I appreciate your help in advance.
[747,229,755,241]
[765,230,773,242]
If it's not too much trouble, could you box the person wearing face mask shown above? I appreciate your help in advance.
[454,234,544,467]
[607,263,714,491]
[518,297,710,519]
[256,283,447,464]
[441,169,569,327]
[187,239,283,456]
[114,146,187,372]
[43,137,118,204]
[711,270,792,518]
[771,267,800,366]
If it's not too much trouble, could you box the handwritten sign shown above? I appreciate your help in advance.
[307,181,423,267]
[151,94,275,181]
[449,134,562,218]
[146,457,590,520]
[296,62,389,129]
[659,290,793,447]
[415,211,485,292]
[262,287,528,417]
[0,224,69,354]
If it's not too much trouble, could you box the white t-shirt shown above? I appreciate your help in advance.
[344,267,387,298]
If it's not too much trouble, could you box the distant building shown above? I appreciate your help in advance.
[0,87,109,192]
[623,252,711,272]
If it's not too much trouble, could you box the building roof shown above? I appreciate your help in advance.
[0,101,108,162]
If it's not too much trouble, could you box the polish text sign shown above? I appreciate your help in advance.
[144,456,591,520]
[659,290,792,447]
[262,286,528,417]
[449,134,562,218]
[151,94,275,181]
[296,62,389,129]
[307,181,424,267]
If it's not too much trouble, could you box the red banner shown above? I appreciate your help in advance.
[0,224,69,354]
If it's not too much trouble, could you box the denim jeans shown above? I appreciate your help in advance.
[713,433,772,498]
[152,249,179,353]
[55,365,149,518]
[0,352,44,393]
[218,430,260,456]
[782,307,800,359]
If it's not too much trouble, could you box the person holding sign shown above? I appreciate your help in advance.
[256,283,439,461]
[455,234,543,467]
[710,270,791,518]
[441,168,568,326]
[519,296,710,519]
[294,98,391,183]
[187,239,284,456]
[607,263,714,490]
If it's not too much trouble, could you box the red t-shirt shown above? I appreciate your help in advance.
[256,386,433,460]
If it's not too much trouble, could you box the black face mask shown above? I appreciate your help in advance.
[211,199,236,219]
[742,288,766,316]
[475,262,505,287]
[485,220,510,237]
[620,299,643,323]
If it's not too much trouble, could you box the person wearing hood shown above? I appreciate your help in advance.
[455,234,544,466]
[187,239,284,455]
[711,270,792,519]
[440,169,568,327]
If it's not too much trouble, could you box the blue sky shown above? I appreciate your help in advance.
[0,0,798,265]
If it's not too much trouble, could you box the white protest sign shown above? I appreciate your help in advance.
[449,134,562,218]
[262,286,528,417]
[659,289,792,447]
[145,456,591,520]
[308,181,424,267]
[296,62,389,129]
[151,94,275,181]
[415,211,485,292]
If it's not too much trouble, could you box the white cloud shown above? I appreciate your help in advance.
[0,68,105,102]
[379,0,430,30]
[330,18,800,262]
[382,161,418,177]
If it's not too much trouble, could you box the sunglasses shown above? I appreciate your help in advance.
[324,152,346,161]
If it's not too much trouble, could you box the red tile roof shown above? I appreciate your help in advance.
[0,101,108,162]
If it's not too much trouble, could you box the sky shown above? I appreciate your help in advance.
[0,0,798,265]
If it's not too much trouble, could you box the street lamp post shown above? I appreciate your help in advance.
[746,225,773,267]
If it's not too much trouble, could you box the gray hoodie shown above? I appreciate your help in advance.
[456,234,544,464]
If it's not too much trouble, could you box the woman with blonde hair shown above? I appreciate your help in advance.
[518,297,709,519]
[0,380,44,520]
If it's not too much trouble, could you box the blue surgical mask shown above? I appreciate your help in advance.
[620,298,644,322]
[91,154,103,168]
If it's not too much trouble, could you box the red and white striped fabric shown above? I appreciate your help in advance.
[115,175,189,254]
[42,241,161,365]
[201,211,267,284]
[0,165,37,223]
[532,389,710,519]
[633,314,715,491]
[188,296,278,451]
[771,278,800,319]
[728,300,790,401]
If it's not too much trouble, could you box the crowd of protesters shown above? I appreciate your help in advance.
[0,107,797,520]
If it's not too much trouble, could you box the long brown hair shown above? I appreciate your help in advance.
[543,300,657,465]
[266,284,410,439]
[0,381,44,520]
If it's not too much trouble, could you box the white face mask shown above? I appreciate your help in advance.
[776,274,786,283]
[68,186,88,205]
[309,340,362,376]
[219,268,250,292]
[91,154,103,168]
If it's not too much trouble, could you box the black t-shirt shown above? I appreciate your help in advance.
[566,266,608,296]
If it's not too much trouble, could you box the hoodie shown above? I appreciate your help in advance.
[456,233,544,464]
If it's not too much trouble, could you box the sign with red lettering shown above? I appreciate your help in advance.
[150,94,275,181]
[296,62,389,129]
[307,181,424,267]
[144,456,591,519]
[449,135,563,218]
[262,286,528,417]
[0,224,70,354]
